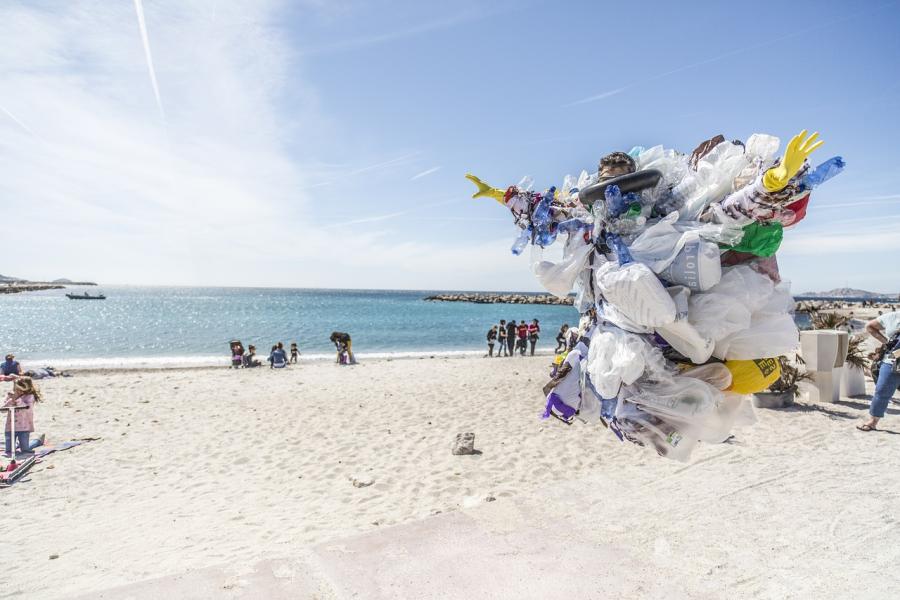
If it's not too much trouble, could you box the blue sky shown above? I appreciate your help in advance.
[1,0,898,292]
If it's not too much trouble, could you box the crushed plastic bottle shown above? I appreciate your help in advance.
[801,156,845,190]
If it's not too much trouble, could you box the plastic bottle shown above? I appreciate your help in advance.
[801,156,845,189]
[511,227,532,255]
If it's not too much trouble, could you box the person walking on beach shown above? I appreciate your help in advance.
[506,319,517,357]
[528,319,541,356]
[330,332,355,364]
[486,326,497,357]
[516,320,528,356]
[555,324,569,353]
[289,342,300,364]
[497,320,508,357]
[1,354,22,376]
[857,311,900,431]
[4,376,40,456]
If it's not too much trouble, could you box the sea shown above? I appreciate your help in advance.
[0,286,580,369]
[4,287,895,370]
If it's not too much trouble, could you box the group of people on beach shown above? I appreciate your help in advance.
[485,319,541,357]
[229,341,301,369]
[228,332,356,368]
[485,321,583,358]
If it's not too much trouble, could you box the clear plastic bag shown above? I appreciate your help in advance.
[681,362,733,390]
[586,325,666,398]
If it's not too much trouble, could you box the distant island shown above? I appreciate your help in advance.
[0,273,97,295]
[797,287,898,300]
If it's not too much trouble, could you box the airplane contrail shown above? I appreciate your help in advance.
[0,104,37,136]
[133,0,166,122]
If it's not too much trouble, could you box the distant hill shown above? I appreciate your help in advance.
[0,275,96,286]
[799,287,897,299]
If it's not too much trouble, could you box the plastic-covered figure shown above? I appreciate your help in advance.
[465,129,843,461]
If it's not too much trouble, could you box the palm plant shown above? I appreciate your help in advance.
[845,335,869,370]
[810,311,848,330]
[767,356,814,398]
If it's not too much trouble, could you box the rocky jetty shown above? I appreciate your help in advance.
[424,293,573,305]
[1,283,65,294]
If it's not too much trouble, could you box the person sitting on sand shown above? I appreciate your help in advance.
[497,320,508,357]
[243,345,262,368]
[4,376,41,457]
[541,340,588,424]
[330,332,355,364]
[1,354,22,376]
[857,311,900,431]
[555,325,569,353]
[290,342,300,364]
[269,344,288,369]
[486,326,497,357]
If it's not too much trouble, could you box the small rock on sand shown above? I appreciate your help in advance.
[350,475,374,488]
[452,432,476,455]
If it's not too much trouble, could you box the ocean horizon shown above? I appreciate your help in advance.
[1,285,579,369]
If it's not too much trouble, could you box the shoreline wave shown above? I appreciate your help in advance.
[27,348,557,371]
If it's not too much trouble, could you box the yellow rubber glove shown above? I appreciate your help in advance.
[763,130,824,192]
[465,173,506,204]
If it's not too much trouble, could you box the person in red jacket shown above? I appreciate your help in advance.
[527,319,541,356]
[516,321,528,356]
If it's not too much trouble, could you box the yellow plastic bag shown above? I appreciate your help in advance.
[725,358,781,394]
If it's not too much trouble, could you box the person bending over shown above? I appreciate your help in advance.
[330,332,355,364]
[555,324,569,353]
[858,311,900,431]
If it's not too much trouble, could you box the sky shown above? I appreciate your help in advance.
[1,0,899,293]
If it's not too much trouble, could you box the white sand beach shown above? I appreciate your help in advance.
[5,355,900,599]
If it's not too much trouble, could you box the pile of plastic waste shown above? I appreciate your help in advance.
[466,130,844,461]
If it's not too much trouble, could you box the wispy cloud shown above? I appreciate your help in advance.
[562,88,625,107]
[347,152,419,175]
[565,2,898,108]
[298,7,497,56]
[410,166,441,180]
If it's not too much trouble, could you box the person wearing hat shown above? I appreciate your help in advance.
[1,354,22,377]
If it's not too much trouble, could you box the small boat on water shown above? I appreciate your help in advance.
[66,291,106,300]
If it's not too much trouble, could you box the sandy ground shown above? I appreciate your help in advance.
[4,355,900,599]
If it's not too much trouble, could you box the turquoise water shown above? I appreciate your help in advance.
[0,286,580,368]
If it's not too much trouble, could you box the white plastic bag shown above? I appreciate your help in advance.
[714,312,799,360]
[532,239,594,298]
[595,261,676,328]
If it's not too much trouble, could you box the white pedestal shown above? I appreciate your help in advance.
[840,365,868,397]
[800,330,850,404]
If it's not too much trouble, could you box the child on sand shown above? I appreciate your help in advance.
[290,342,300,364]
[4,377,41,457]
